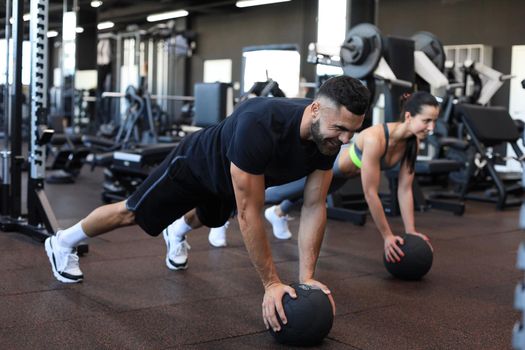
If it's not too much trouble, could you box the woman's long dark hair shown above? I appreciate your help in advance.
[399,91,439,173]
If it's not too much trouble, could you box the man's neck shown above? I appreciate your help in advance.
[299,103,314,141]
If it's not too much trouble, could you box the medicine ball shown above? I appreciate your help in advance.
[269,283,334,346]
[383,233,433,280]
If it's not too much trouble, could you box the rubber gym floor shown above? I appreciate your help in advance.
[0,167,521,349]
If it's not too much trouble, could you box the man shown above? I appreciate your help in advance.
[44,76,370,332]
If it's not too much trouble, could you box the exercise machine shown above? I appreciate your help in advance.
[0,0,87,253]
[453,104,523,209]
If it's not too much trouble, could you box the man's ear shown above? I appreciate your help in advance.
[311,101,320,119]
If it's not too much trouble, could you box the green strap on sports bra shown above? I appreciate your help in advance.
[349,143,362,169]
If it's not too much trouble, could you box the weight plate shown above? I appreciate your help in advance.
[412,31,446,72]
[340,23,383,79]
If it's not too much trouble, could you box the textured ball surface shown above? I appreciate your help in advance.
[269,283,334,346]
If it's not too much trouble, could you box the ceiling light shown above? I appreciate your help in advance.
[76,27,84,33]
[90,0,103,8]
[236,0,291,8]
[146,10,188,22]
[97,21,114,30]
[47,30,59,38]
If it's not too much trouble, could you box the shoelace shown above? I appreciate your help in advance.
[175,241,191,256]
[66,253,80,268]
[279,215,290,223]
[59,251,79,272]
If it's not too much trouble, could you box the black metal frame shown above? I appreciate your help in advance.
[456,104,524,210]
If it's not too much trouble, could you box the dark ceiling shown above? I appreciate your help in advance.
[0,0,242,34]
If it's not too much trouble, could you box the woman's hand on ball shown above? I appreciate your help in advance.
[410,232,433,252]
[384,235,404,263]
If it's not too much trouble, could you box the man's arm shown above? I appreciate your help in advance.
[298,168,336,314]
[298,169,333,282]
[230,162,296,332]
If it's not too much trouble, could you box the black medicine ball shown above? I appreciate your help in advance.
[269,283,334,346]
[383,233,433,280]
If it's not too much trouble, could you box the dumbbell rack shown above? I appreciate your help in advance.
[512,169,525,348]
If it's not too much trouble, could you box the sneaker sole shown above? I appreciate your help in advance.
[208,238,227,248]
[44,238,83,284]
[162,230,188,271]
[273,232,292,240]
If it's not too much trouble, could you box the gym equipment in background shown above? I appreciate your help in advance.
[514,232,525,349]
[100,82,232,203]
[340,23,383,80]
[452,104,524,209]
[513,111,525,347]
[0,0,87,254]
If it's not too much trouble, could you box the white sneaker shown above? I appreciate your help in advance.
[163,229,191,270]
[44,235,83,283]
[264,206,292,240]
[208,221,229,248]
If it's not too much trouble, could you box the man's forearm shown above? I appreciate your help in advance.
[298,203,326,282]
[238,215,280,288]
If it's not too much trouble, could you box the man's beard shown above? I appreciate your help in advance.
[311,119,341,156]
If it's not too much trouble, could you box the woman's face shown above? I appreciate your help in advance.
[407,105,439,140]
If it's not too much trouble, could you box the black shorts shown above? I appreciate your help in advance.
[126,148,235,236]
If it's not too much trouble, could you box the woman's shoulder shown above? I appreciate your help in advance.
[358,125,385,154]
[360,124,385,141]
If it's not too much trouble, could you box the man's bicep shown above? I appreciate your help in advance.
[230,162,266,211]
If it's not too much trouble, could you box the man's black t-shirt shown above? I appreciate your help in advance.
[176,97,336,197]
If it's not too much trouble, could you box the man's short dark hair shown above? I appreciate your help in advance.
[315,76,371,116]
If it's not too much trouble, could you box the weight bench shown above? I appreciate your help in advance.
[46,133,90,184]
[101,143,177,203]
[454,104,524,209]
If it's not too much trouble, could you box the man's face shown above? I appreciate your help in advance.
[310,102,365,156]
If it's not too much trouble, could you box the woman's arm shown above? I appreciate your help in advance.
[360,135,405,262]
[397,162,416,233]
[397,161,432,247]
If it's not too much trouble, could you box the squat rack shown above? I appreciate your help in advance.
[0,0,87,254]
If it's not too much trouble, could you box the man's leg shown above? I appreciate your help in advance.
[45,200,136,283]
[162,209,202,270]
[208,221,229,248]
